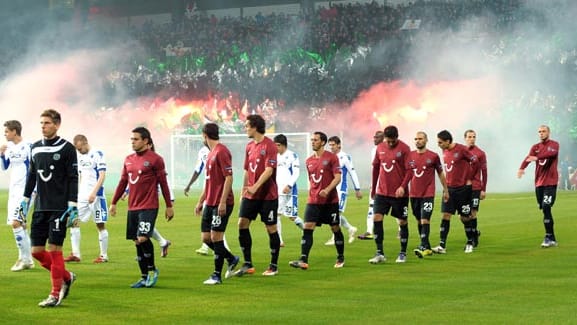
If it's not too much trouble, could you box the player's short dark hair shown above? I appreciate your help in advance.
[328,136,341,145]
[203,123,219,140]
[73,134,87,144]
[384,125,398,139]
[246,114,266,134]
[274,134,287,147]
[437,130,453,143]
[132,126,152,145]
[3,120,22,136]
[41,109,61,125]
[314,131,327,144]
[464,129,475,137]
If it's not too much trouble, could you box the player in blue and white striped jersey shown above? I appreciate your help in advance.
[1,120,34,271]
[325,136,362,245]
[273,134,304,247]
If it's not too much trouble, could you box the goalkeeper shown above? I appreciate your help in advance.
[22,109,78,308]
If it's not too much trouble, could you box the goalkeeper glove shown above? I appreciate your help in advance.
[18,198,30,223]
[60,203,79,228]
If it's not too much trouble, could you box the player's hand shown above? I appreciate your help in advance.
[355,189,363,200]
[165,207,174,221]
[319,189,328,198]
[395,187,404,198]
[184,186,190,197]
[60,204,79,228]
[480,191,486,200]
[18,198,30,223]
[517,169,525,179]
[195,202,203,216]
[109,204,117,217]
[442,190,449,203]
[218,202,226,217]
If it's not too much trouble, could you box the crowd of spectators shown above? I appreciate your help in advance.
[1,1,577,138]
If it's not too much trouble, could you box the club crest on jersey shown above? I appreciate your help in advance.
[211,156,216,161]
[260,149,266,156]
[322,160,329,166]
[143,161,150,167]
[453,153,459,158]
[396,152,402,158]
[53,153,61,161]
[426,159,432,164]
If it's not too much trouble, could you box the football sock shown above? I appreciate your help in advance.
[334,229,345,257]
[293,217,304,229]
[212,240,226,275]
[439,219,450,248]
[70,227,81,258]
[421,223,431,249]
[268,231,281,266]
[399,224,408,253]
[13,226,31,261]
[49,251,65,298]
[373,220,384,255]
[300,229,313,263]
[99,229,109,258]
[239,228,252,264]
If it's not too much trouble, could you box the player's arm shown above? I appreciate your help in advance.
[66,144,79,205]
[436,168,449,202]
[249,166,274,193]
[184,170,201,196]
[0,145,9,170]
[218,174,233,216]
[195,181,207,216]
[346,156,363,199]
[480,153,488,198]
[463,147,479,185]
[110,164,129,216]
[89,169,106,203]
[288,154,300,189]
[371,159,380,198]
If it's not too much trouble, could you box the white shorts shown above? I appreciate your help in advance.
[278,193,298,218]
[78,196,109,224]
[6,192,22,225]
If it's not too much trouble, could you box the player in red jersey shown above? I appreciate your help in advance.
[289,131,345,269]
[368,125,411,264]
[432,130,479,254]
[464,130,487,247]
[110,127,174,288]
[398,131,448,258]
[517,125,559,248]
[234,115,281,277]
[194,123,239,284]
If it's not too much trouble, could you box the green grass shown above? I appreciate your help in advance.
[1,190,576,324]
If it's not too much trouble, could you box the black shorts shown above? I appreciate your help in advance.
[304,203,340,226]
[373,195,408,220]
[410,197,434,220]
[441,185,472,216]
[201,205,234,232]
[471,190,481,211]
[30,210,67,246]
[536,185,557,209]
[239,198,278,225]
[126,209,158,240]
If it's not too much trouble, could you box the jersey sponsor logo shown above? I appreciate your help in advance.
[444,161,454,172]
[538,159,548,166]
[38,165,55,182]
[381,161,395,173]
[249,160,259,173]
[413,168,425,178]
[311,170,323,183]
[128,170,142,184]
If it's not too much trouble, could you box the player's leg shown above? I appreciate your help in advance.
[46,211,74,306]
[540,186,558,247]
[394,198,409,263]
[262,200,280,275]
[8,194,34,271]
[151,227,172,257]
[65,201,90,262]
[235,198,256,276]
[369,195,387,263]
[137,210,158,288]
[94,197,109,263]
[289,204,316,270]
[359,198,375,240]
[330,204,345,268]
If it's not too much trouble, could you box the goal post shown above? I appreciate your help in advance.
[170,132,311,191]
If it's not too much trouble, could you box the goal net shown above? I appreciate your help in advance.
[170,132,311,191]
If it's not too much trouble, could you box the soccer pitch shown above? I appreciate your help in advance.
[1,190,576,324]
